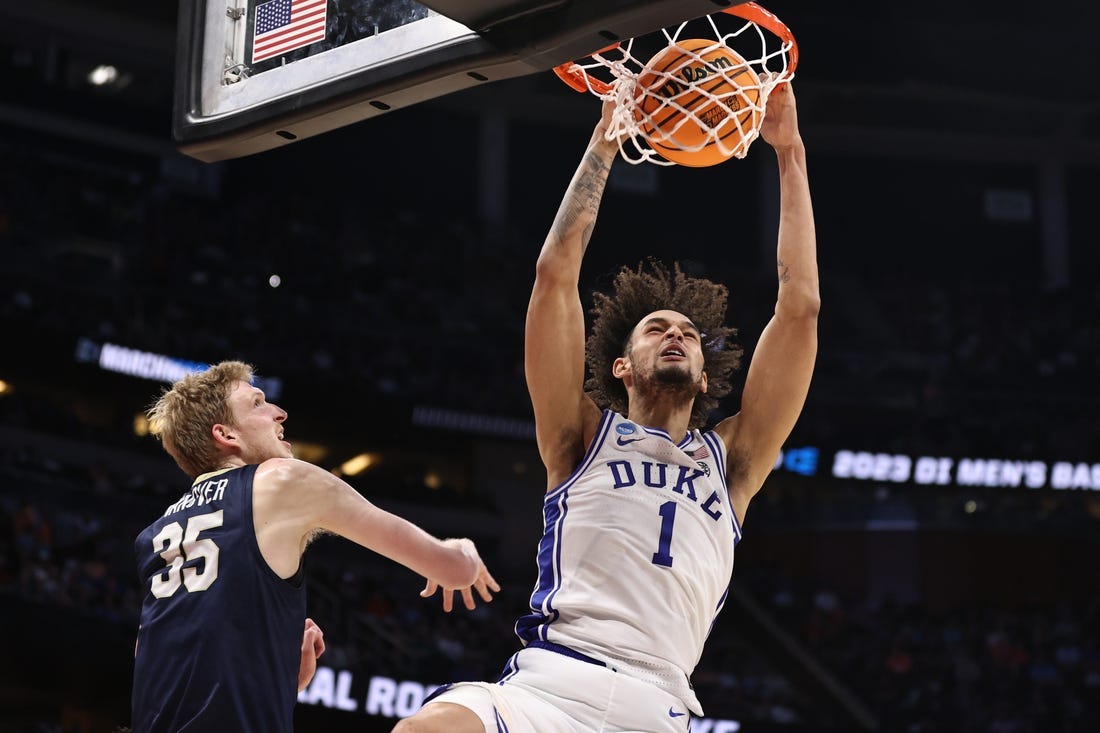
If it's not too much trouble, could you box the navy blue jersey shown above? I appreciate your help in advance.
[132,464,305,733]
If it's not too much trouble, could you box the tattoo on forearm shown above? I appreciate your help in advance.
[549,149,610,253]
[582,221,596,245]
[777,257,791,284]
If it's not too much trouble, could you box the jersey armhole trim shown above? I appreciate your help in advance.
[703,430,742,543]
[546,409,615,499]
[246,463,306,587]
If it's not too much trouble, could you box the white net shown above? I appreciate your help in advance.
[556,3,797,167]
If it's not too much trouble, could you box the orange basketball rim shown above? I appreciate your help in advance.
[551,1,799,166]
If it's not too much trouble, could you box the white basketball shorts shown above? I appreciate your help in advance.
[421,644,694,733]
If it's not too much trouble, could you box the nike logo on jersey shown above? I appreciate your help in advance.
[616,435,644,446]
[668,707,686,718]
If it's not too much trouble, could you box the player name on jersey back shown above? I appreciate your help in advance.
[163,476,229,516]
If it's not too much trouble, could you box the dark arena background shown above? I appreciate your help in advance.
[2,1,1099,732]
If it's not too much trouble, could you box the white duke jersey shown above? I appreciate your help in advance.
[515,410,742,715]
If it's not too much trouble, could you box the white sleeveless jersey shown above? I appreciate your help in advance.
[515,410,742,715]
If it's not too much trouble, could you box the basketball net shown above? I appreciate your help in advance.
[553,2,798,167]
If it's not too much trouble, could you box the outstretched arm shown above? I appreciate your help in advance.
[716,82,819,520]
[253,458,499,610]
[525,102,617,487]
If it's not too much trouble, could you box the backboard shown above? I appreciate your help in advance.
[173,0,750,162]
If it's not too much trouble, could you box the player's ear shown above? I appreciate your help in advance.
[612,357,631,380]
[211,423,237,447]
[700,370,708,394]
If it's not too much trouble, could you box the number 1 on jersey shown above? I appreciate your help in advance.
[651,500,677,567]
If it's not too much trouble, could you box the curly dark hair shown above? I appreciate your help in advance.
[584,259,743,429]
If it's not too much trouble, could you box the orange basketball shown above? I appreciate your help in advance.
[635,39,762,167]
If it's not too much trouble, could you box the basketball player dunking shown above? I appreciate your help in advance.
[396,82,817,732]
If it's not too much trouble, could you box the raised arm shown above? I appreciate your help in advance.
[253,458,497,610]
[715,82,819,519]
[525,103,617,487]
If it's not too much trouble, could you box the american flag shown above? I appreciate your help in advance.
[252,0,328,64]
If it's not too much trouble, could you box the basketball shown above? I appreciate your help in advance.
[634,39,762,167]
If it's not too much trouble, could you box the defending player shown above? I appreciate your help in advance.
[131,361,499,733]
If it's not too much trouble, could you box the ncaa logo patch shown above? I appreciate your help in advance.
[616,422,637,436]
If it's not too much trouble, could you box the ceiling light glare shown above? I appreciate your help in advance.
[88,65,119,86]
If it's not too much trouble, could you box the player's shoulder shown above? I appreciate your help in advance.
[254,457,318,486]
[710,412,740,455]
[539,398,604,485]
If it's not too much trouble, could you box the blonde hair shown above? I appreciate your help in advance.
[148,361,254,478]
